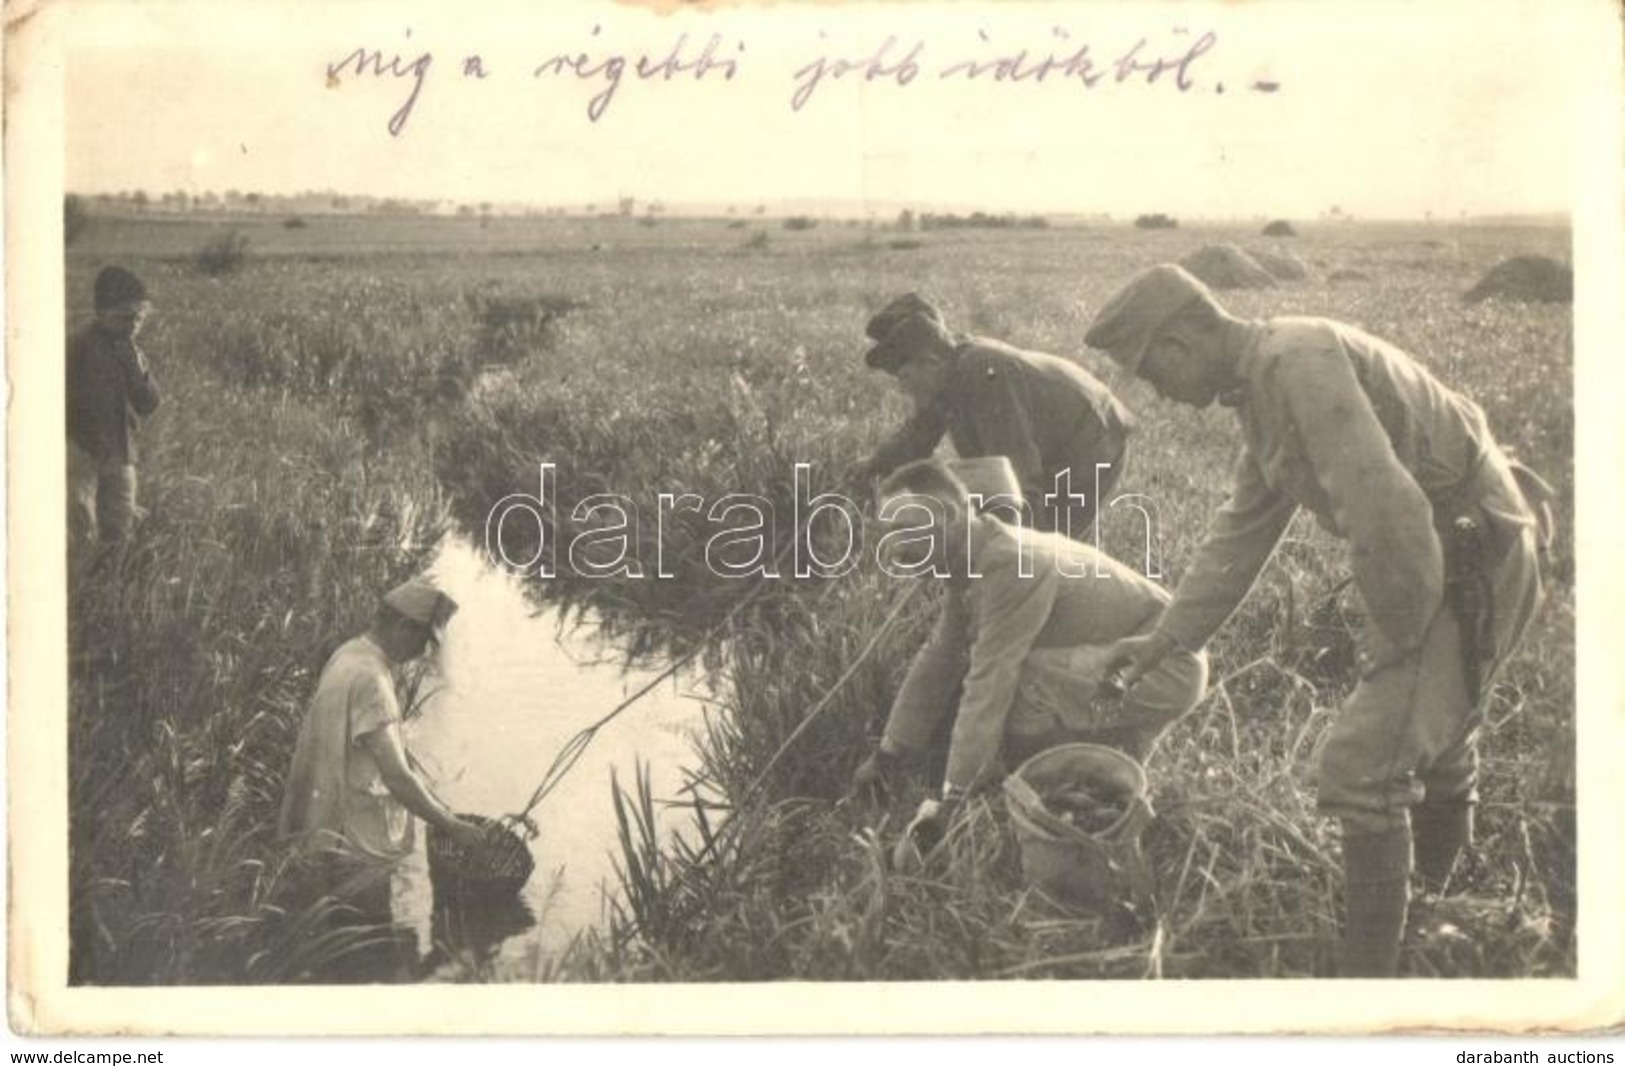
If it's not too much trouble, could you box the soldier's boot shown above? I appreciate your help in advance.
[1411,798,1474,894]
[1340,822,1413,978]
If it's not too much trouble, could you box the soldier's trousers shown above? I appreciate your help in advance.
[883,639,1207,775]
[1316,521,1543,835]
[1007,643,1208,763]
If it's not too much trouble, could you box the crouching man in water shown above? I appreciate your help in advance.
[850,458,1208,841]
[279,580,488,980]
[1086,265,1553,977]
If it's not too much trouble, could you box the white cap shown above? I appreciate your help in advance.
[382,580,459,638]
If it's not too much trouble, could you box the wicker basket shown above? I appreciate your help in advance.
[426,814,536,898]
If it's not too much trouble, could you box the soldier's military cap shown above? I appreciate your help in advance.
[1084,264,1216,374]
[865,293,945,344]
[864,310,956,373]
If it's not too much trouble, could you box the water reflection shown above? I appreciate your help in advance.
[418,891,539,980]
[306,885,544,983]
[385,535,715,979]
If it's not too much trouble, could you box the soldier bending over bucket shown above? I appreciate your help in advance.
[850,457,1209,848]
[1086,264,1554,977]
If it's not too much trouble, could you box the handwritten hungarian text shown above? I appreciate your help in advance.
[326,25,1240,137]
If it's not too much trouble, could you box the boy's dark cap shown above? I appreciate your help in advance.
[94,266,149,311]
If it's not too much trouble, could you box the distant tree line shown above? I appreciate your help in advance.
[66,189,453,218]
[900,210,1049,231]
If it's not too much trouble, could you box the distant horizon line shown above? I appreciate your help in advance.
[66,191,1569,227]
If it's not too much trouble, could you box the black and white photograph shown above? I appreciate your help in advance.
[7,0,1624,1038]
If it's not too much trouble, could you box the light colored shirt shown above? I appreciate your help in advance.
[279,635,414,863]
[885,517,1169,788]
[1154,316,1539,661]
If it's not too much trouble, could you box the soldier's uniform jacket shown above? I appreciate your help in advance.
[885,516,1172,789]
[868,338,1134,513]
[1152,316,1549,672]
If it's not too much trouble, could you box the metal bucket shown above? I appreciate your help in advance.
[1003,743,1155,915]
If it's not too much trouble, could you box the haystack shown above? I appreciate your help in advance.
[1179,244,1277,290]
[1247,247,1311,282]
[1463,255,1573,304]
[1262,220,1297,237]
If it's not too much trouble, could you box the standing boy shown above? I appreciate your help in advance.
[67,265,160,546]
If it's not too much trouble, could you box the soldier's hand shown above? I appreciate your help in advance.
[905,794,961,854]
[1102,632,1177,695]
[1355,628,1412,679]
[847,746,902,804]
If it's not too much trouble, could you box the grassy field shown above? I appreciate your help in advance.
[65,212,1574,983]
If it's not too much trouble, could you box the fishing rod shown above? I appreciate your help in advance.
[660,579,924,862]
[596,575,924,954]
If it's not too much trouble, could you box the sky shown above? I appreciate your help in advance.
[61,0,1598,218]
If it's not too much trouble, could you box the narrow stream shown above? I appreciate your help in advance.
[387,536,719,979]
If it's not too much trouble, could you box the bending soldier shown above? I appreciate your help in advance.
[1087,265,1554,977]
[849,294,1135,539]
[851,458,1209,844]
